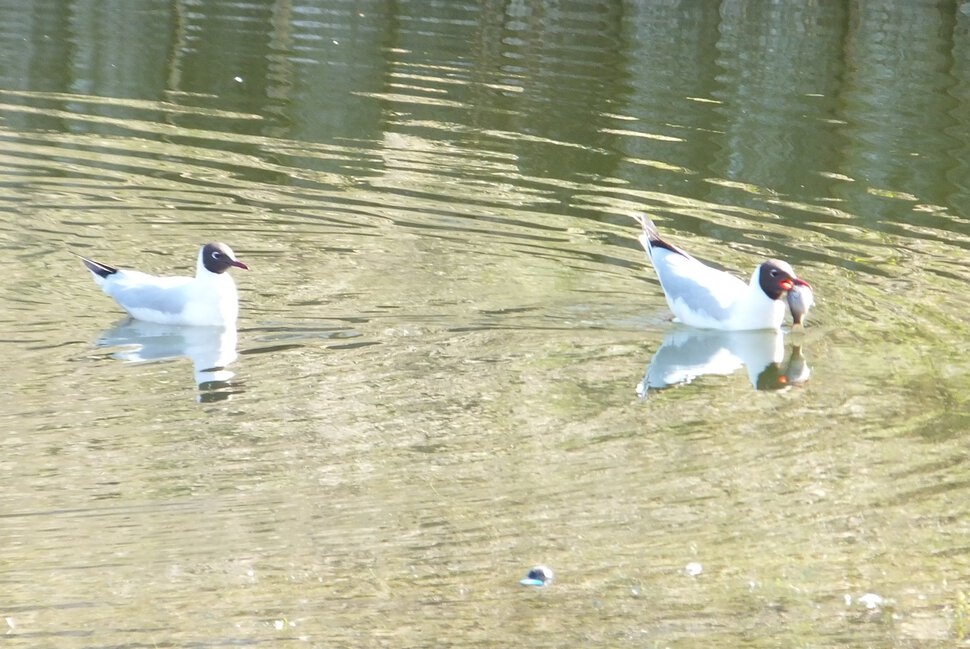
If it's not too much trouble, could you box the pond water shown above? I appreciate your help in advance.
[1,1,969,647]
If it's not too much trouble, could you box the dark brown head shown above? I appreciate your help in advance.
[201,242,248,274]
[758,259,809,301]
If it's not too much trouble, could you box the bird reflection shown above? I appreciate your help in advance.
[95,319,241,402]
[636,328,810,396]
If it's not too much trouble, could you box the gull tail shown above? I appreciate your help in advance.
[631,213,684,257]
[72,251,118,279]
[631,213,661,241]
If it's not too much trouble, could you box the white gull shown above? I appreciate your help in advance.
[79,242,248,327]
[633,215,809,331]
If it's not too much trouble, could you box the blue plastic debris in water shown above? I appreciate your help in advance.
[520,565,554,587]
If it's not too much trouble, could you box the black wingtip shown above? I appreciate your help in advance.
[632,213,680,254]
[75,253,118,278]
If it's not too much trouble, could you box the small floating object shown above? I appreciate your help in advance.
[685,562,703,577]
[858,593,884,609]
[520,565,554,587]
[787,283,815,326]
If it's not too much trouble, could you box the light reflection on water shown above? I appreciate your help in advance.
[1,1,969,647]
[637,328,811,396]
[95,320,240,398]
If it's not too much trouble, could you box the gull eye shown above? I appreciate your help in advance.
[212,251,223,259]
[769,268,779,277]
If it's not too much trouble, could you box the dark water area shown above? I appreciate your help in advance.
[1,2,968,647]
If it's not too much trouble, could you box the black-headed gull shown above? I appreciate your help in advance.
[79,242,248,327]
[633,215,810,331]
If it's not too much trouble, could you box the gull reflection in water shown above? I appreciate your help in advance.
[95,319,241,402]
[637,328,810,396]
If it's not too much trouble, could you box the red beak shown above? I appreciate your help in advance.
[792,277,810,288]
[231,260,249,270]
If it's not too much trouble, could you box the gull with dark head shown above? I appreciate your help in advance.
[79,242,248,327]
[633,215,809,331]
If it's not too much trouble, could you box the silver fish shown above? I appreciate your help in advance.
[787,283,814,326]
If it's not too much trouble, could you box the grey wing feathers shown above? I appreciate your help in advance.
[651,253,735,321]
[107,281,190,316]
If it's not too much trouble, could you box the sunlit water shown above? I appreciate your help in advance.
[1,2,969,647]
